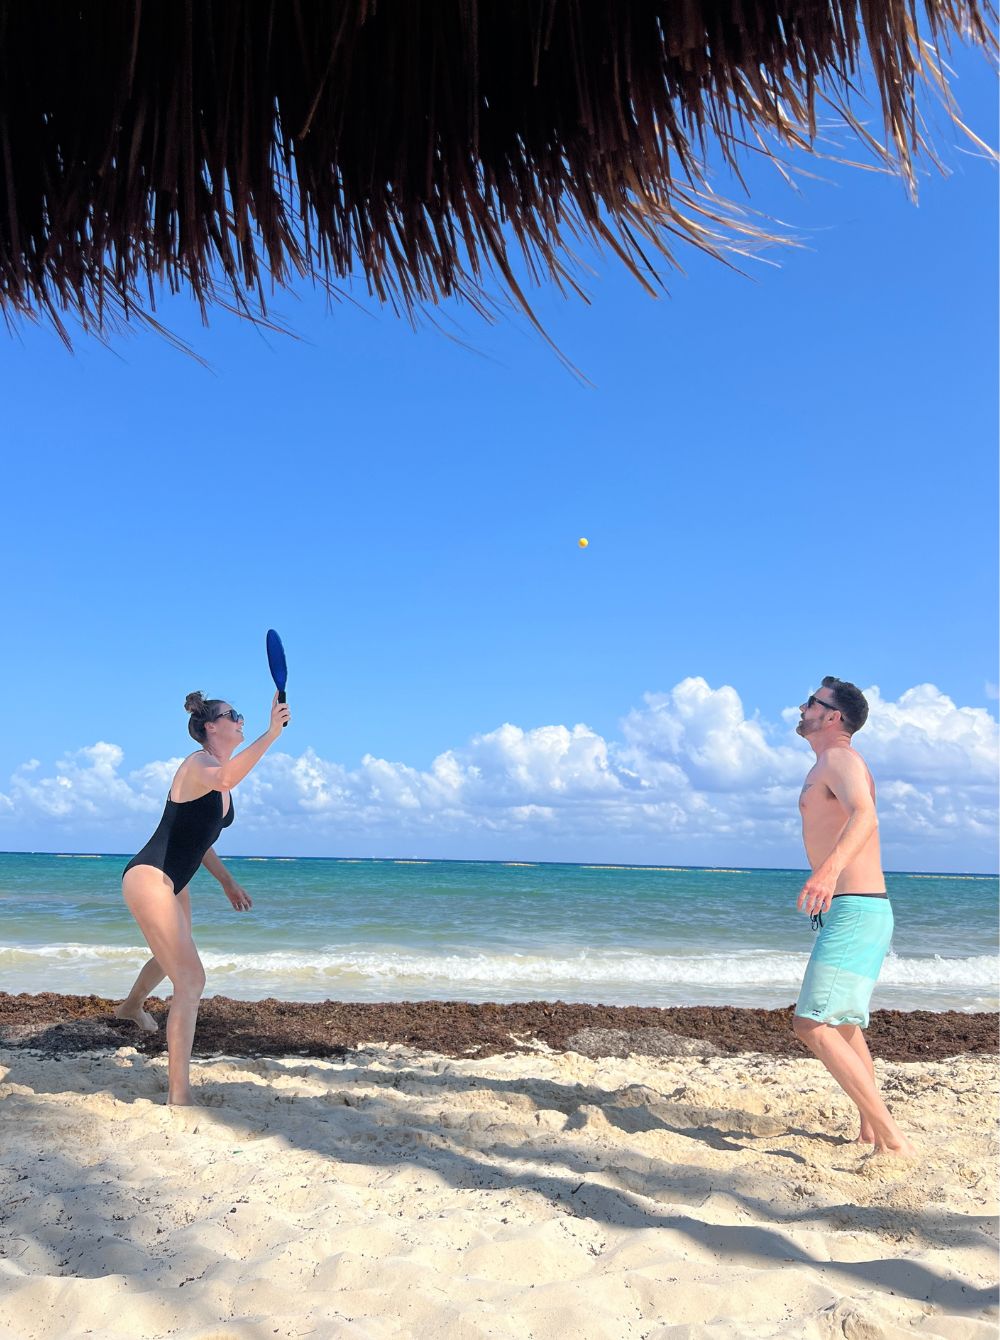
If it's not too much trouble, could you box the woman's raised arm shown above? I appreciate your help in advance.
[192,694,290,792]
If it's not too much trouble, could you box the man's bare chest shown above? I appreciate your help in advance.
[799,775,841,820]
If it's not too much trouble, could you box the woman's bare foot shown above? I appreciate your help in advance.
[167,1092,197,1107]
[114,1003,159,1033]
[856,1121,876,1144]
[870,1135,918,1161]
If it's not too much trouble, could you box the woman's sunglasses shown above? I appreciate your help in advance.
[213,709,244,724]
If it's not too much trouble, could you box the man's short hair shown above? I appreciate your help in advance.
[821,676,869,735]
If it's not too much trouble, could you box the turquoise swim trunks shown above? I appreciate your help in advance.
[795,895,894,1028]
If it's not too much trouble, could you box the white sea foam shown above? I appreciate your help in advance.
[0,943,145,964]
[1,940,995,1004]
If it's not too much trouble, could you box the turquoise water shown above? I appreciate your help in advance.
[0,853,995,1011]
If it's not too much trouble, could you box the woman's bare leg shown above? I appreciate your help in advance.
[122,868,206,1105]
[115,956,166,1031]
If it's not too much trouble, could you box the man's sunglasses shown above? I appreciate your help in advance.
[213,709,244,723]
[807,695,839,712]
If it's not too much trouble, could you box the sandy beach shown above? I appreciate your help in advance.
[0,997,996,1339]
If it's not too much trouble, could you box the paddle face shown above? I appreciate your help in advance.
[266,629,288,724]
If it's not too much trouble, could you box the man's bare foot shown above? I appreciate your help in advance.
[114,1004,159,1033]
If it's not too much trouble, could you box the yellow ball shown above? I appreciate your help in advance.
[578,537,589,548]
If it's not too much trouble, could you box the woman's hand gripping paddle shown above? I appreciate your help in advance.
[266,629,288,726]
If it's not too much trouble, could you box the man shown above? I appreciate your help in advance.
[793,676,915,1158]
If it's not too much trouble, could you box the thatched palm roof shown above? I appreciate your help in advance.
[0,1,994,343]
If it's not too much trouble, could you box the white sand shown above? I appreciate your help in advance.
[0,1043,996,1339]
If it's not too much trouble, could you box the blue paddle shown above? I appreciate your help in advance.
[266,629,288,726]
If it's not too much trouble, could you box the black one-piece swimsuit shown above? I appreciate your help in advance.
[123,791,235,895]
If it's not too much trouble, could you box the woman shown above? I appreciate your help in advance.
[116,689,290,1105]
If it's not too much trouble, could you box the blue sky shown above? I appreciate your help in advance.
[1,48,996,869]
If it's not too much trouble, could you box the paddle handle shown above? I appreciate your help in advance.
[278,689,287,725]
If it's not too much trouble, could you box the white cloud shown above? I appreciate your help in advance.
[4,744,178,821]
[858,685,998,784]
[1,682,996,870]
[621,678,802,792]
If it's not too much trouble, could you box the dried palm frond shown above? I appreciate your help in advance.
[0,1,994,345]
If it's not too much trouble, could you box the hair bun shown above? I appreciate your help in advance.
[184,691,206,715]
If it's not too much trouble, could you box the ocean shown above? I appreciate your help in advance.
[0,853,995,1012]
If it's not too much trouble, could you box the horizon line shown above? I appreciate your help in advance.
[1,850,996,879]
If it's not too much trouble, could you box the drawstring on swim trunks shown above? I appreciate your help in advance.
[810,912,823,931]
